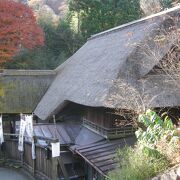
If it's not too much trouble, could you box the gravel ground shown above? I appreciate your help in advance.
[0,167,35,180]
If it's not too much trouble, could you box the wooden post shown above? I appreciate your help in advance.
[52,157,58,180]
[32,158,35,176]
[58,156,69,180]
[20,136,25,167]
[20,151,24,167]
[52,115,63,180]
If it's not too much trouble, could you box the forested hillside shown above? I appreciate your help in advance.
[4,0,180,69]
[14,0,68,17]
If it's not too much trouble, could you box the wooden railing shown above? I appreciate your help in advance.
[0,134,68,180]
[83,119,136,139]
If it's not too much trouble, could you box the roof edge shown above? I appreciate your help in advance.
[89,5,180,41]
[0,69,56,76]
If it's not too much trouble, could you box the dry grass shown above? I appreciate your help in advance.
[157,127,180,165]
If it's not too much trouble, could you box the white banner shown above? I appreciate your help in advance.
[51,142,60,158]
[25,115,36,159]
[0,115,4,144]
[18,114,26,152]
[18,114,36,159]
[25,115,33,140]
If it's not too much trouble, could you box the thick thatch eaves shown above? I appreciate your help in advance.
[34,6,180,120]
[107,74,180,111]
[0,69,55,113]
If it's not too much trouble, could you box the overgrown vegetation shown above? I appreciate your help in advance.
[108,146,169,180]
[108,109,180,180]
[137,110,180,164]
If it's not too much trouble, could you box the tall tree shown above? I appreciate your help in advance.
[0,0,44,64]
[4,18,82,70]
[69,0,141,39]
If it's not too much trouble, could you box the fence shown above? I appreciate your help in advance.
[83,118,136,139]
[0,133,68,180]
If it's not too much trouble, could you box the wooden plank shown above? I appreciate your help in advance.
[4,133,59,143]
[75,149,106,177]
[87,150,116,160]
[82,145,119,156]
[75,140,107,151]
[52,157,58,180]
[95,159,117,168]
[4,134,61,180]
[78,141,123,153]
[100,163,117,172]
[58,156,69,180]
[91,154,116,164]
[20,151,24,167]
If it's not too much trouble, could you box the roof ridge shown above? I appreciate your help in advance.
[88,5,180,41]
[1,69,56,76]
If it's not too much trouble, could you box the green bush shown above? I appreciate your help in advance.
[136,109,175,147]
[108,146,169,180]
[108,109,175,180]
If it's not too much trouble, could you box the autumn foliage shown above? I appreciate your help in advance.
[0,0,44,63]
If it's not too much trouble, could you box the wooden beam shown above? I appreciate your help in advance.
[20,151,24,167]
[4,133,59,143]
[52,157,58,180]
[58,156,69,180]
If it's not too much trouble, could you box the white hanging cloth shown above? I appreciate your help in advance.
[25,115,36,159]
[18,114,36,159]
[18,114,26,152]
[25,115,33,140]
[0,115,4,144]
[51,142,60,158]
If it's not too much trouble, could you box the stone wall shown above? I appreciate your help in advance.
[152,165,180,180]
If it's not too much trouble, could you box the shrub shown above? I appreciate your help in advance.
[136,109,175,147]
[108,146,169,180]
[136,109,180,164]
[108,109,180,180]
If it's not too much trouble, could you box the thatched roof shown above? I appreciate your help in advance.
[35,6,180,120]
[0,70,55,113]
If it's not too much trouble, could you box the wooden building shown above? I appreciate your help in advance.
[0,5,180,180]
[33,5,180,180]
[0,69,55,133]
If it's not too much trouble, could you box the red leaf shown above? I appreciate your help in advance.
[0,0,45,63]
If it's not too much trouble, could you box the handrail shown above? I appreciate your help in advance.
[83,118,135,138]
[4,133,59,143]
[83,118,135,130]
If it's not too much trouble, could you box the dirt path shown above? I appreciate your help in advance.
[0,167,35,180]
